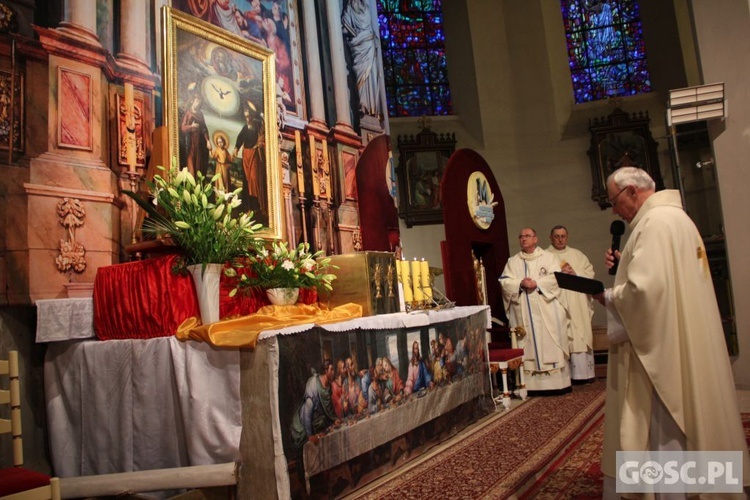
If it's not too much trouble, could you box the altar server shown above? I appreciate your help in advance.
[500,228,571,393]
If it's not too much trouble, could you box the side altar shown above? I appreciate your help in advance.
[39,303,493,498]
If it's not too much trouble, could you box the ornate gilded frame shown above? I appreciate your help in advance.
[587,108,663,210]
[0,69,24,153]
[396,127,456,227]
[162,7,283,240]
[170,0,306,124]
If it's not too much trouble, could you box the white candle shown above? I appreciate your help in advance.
[310,135,320,198]
[401,260,413,304]
[322,138,329,199]
[411,258,423,303]
[295,130,304,195]
[124,83,136,171]
[420,259,432,302]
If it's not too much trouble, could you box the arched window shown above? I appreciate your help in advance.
[376,0,453,117]
[560,0,652,104]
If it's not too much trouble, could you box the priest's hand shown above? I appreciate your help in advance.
[604,248,621,270]
[520,277,537,293]
[561,263,575,275]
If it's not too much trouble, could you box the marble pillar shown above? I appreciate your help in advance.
[59,0,101,46]
[324,0,354,133]
[301,0,326,128]
[117,0,151,74]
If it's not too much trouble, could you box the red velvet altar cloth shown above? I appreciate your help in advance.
[93,255,319,340]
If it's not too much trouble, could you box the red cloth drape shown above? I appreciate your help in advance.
[93,254,200,340]
[94,255,320,340]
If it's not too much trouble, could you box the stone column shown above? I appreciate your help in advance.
[117,0,151,73]
[325,0,354,132]
[301,0,326,127]
[59,0,101,46]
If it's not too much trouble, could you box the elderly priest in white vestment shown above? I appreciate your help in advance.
[596,167,750,497]
[500,227,572,393]
[546,225,596,383]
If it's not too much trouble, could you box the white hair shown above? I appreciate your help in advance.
[607,167,655,190]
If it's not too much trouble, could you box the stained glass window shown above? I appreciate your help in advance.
[560,0,652,104]
[376,0,453,117]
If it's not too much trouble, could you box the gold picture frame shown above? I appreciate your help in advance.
[162,6,283,240]
[171,0,306,124]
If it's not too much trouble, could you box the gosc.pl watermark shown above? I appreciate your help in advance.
[617,451,743,493]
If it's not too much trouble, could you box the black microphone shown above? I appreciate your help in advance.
[609,220,626,276]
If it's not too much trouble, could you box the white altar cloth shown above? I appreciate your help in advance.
[44,337,242,477]
[256,304,491,340]
[36,298,96,342]
[41,304,491,492]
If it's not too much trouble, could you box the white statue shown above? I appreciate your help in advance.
[342,0,381,117]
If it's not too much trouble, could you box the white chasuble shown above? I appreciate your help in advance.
[601,190,750,491]
[547,245,596,380]
[500,248,571,391]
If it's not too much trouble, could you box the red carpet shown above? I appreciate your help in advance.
[350,380,606,499]
[522,413,750,499]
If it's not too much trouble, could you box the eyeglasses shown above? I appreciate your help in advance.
[608,187,629,207]
[519,234,535,239]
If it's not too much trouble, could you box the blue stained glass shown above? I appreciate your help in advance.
[377,0,453,116]
[560,0,652,103]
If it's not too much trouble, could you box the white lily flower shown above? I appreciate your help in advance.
[152,187,162,205]
[175,168,187,185]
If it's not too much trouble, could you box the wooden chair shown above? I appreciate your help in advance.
[0,351,61,500]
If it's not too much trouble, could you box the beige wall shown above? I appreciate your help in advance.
[690,0,750,387]
[396,0,749,386]
[397,0,675,327]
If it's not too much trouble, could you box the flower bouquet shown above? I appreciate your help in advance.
[124,165,263,324]
[124,165,263,269]
[225,241,338,305]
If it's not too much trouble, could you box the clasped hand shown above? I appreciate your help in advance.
[520,277,537,293]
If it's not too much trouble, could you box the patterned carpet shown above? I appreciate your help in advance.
[521,413,750,499]
[348,380,606,499]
